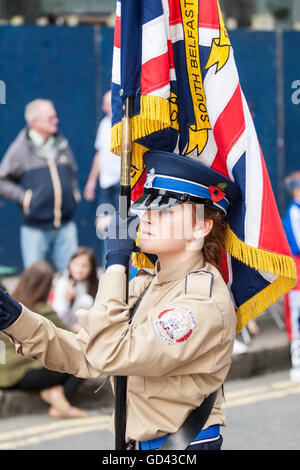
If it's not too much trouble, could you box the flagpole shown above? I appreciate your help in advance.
[114,96,133,450]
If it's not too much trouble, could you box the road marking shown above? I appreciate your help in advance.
[224,384,269,399]
[0,414,111,441]
[0,420,111,450]
[224,379,300,409]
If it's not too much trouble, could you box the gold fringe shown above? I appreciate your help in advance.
[111,95,171,156]
[236,276,296,332]
[225,226,297,280]
[132,252,155,269]
[225,226,297,332]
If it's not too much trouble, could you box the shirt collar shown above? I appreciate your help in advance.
[28,128,56,148]
[153,252,204,285]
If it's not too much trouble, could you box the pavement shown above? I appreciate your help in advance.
[0,275,292,418]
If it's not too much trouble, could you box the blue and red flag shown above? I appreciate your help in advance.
[111,0,297,332]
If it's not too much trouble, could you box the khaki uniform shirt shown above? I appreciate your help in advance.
[4,253,237,442]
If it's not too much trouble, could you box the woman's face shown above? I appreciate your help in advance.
[138,203,208,255]
[69,254,91,282]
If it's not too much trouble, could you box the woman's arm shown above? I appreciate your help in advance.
[3,305,99,379]
[0,265,150,379]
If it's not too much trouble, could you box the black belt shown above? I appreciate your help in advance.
[160,390,218,450]
[125,390,217,451]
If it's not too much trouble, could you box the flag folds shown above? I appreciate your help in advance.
[111,0,297,332]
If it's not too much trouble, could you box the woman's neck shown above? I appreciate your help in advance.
[158,249,201,271]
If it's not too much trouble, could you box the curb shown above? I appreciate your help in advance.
[227,343,290,381]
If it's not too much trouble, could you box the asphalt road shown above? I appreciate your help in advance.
[0,370,299,452]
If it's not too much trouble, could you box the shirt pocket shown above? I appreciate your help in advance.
[144,376,168,395]
[127,375,145,393]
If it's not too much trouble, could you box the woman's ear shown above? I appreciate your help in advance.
[203,218,214,237]
[192,218,213,239]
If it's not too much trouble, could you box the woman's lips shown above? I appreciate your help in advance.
[141,230,153,237]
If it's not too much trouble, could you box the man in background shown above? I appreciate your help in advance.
[0,99,80,271]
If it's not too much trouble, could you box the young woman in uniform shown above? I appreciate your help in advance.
[0,150,241,450]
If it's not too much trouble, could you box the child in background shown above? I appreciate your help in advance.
[52,247,99,331]
[0,261,87,418]
[283,172,300,382]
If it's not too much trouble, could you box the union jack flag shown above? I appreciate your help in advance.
[111,0,297,332]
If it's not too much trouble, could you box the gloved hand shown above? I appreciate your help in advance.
[0,288,23,330]
[105,212,140,269]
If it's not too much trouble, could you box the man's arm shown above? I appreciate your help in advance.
[83,151,100,201]
[0,144,26,205]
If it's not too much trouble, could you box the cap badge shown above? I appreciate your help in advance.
[144,168,156,189]
[208,183,227,203]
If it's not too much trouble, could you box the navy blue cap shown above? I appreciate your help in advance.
[131,150,242,215]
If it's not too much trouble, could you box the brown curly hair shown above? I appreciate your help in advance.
[187,202,227,268]
[203,206,227,267]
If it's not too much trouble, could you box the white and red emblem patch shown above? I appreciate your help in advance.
[154,306,196,345]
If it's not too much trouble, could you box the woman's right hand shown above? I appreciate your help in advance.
[0,289,23,330]
[104,211,140,269]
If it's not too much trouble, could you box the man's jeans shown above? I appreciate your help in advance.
[20,221,78,272]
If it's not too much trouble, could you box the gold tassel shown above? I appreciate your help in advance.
[111,95,171,156]
[225,226,297,279]
[225,225,297,332]
[236,276,296,332]
[132,252,155,270]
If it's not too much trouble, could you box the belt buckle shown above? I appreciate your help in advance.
[125,440,136,450]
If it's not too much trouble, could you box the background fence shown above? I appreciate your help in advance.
[0,26,299,270]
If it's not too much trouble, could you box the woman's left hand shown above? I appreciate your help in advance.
[104,212,140,269]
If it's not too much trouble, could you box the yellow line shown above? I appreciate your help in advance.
[224,380,295,400]
[224,384,300,409]
[271,380,293,389]
[0,415,111,441]
[0,420,111,450]
[225,385,269,400]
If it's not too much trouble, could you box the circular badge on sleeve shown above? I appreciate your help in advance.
[154,306,196,345]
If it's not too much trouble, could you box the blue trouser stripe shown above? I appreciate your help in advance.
[139,425,220,450]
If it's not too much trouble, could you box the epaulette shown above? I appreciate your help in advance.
[184,270,214,297]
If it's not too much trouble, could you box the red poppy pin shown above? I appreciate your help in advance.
[208,183,227,203]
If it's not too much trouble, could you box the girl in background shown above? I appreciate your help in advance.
[52,247,99,331]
